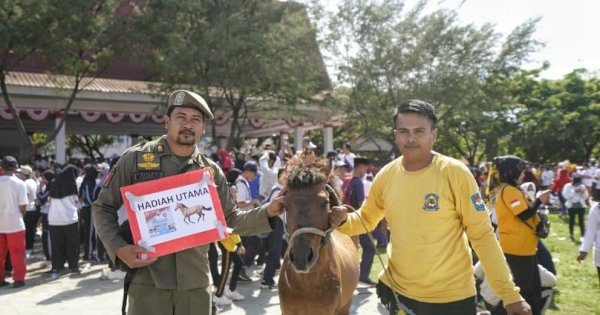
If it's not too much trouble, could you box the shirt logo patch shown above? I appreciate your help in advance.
[510,199,522,208]
[471,192,486,211]
[423,193,440,211]
[137,152,160,170]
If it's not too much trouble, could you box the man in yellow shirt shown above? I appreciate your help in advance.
[332,100,531,315]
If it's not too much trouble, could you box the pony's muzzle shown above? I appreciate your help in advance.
[289,244,318,273]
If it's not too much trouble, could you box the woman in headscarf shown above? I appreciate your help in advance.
[48,164,81,278]
[78,165,101,262]
[489,155,551,315]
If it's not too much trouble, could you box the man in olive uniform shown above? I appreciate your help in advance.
[92,90,285,315]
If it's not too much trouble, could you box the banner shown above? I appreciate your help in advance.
[120,168,229,258]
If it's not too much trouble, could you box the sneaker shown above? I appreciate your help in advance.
[0,281,10,288]
[238,269,252,282]
[260,280,276,290]
[49,271,61,280]
[224,288,245,300]
[12,281,24,288]
[213,295,232,306]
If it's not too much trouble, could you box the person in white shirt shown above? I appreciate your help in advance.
[258,151,280,202]
[18,165,39,258]
[48,164,81,278]
[562,176,590,240]
[235,161,262,278]
[0,156,28,288]
[340,143,356,172]
[540,166,554,190]
[577,201,600,286]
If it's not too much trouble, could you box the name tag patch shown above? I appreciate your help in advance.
[132,170,164,183]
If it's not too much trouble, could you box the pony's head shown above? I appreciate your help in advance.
[283,155,338,273]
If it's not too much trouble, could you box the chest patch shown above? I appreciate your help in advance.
[137,152,160,170]
[423,193,440,211]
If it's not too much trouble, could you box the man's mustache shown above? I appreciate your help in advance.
[179,130,194,136]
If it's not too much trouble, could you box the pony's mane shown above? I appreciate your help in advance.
[283,156,330,190]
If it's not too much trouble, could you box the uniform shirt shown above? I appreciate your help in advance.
[338,153,522,305]
[24,178,38,211]
[258,153,280,200]
[0,175,28,233]
[92,136,273,290]
[495,184,540,256]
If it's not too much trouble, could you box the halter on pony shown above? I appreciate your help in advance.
[285,184,340,248]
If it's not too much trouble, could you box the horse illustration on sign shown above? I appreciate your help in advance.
[174,202,213,224]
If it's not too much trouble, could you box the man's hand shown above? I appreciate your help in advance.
[266,189,286,218]
[577,251,588,262]
[329,205,351,229]
[505,301,532,315]
[116,245,157,269]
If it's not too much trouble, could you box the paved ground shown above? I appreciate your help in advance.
[0,258,387,314]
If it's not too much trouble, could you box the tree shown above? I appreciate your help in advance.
[134,0,331,150]
[67,134,117,162]
[0,0,140,160]
[511,68,600,162]
[322,0,541,165]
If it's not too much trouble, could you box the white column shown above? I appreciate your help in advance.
[294,126,303,152]
[323,124,334,154]
[279,131,289,148]
[218,136,227,148]
[55,112,66,165]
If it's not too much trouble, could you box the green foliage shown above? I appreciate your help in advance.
[322,0,542,165]
[134,0,330,150]
[67,134,117,161]
[0,0,140,160]
[511,69,600,162]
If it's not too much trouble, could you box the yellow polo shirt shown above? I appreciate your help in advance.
[495,185,539,256]
[338,153,522,305]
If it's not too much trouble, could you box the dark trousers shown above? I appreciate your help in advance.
[208,242,242,296]
[24,210,40,250]
[263,217,284,284]
[49,223,80,271]
[558,192,567,214]
[359,233,375,281]
[536,240,556,275]
[376,281,476,315]
[41,214,51,260]
[80,206,98,260]
[505,254,542,315]
[568,208,585,237]
[242,235,263,267]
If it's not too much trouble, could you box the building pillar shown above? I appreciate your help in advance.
[323,123,334,154]
[294,125,304,153]
[279,130,289,148]
[130,135,139,146]
[55,112,66,165]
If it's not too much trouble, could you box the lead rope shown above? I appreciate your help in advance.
[353,208,415,315]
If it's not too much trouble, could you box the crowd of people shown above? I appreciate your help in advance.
[0,93,599,315]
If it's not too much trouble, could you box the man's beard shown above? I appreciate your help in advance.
[176,131,196,146]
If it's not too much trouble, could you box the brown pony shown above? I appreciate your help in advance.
[279,156,359,315]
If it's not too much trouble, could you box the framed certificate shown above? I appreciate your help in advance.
[120,168,229,258]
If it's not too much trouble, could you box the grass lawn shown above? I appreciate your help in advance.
[366,209,600,314]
